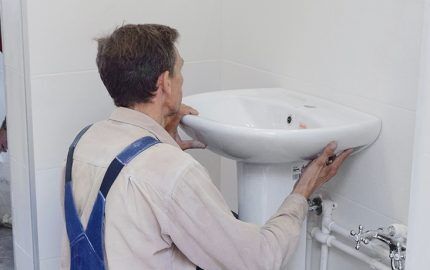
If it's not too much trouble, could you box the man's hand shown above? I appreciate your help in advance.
[164,104,206,151]
[293,142,353,198]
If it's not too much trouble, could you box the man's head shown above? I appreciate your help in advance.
[96,24,183,112]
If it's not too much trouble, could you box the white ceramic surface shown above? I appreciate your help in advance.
[181,88,381,163]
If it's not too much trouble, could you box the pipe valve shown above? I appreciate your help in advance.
[350,224,406,270]
[350,225,374,250]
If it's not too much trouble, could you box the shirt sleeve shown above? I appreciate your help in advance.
[163,161,308,270]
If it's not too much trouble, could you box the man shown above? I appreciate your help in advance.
[61,24,352,270]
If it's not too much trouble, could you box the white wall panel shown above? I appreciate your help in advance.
[26,0,221,75]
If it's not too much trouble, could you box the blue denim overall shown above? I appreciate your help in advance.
[64,125,160,270]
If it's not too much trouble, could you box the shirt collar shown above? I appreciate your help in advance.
[109,107,180,148]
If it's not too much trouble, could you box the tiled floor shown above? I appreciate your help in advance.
[0,227,13,270]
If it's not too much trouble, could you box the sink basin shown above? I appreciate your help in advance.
[181,88,381,163]
[180,88,381,270]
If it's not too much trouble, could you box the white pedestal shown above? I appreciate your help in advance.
[237,162,307,270]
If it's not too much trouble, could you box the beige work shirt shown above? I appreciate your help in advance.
[60,107,308,270]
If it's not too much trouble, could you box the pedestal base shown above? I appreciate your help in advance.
[237,162,307,270]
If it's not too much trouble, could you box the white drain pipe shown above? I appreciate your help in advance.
[319,200,336,270]
[305,228,314,270]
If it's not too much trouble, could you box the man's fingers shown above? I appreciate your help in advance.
[187,107,198,115]
[316,141,337,166]
[332,149,353,168]
[189,140,206,149]
[326,149,353,178]
[180,104,198,116]
[180,140,206,150]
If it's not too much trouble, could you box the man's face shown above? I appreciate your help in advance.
[169,47,184,114]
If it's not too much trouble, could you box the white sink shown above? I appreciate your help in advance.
[180,88,381,270]
[181,88,381,163]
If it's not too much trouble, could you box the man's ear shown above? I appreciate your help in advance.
[157,70,171,96]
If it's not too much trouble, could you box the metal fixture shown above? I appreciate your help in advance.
[309,198,408,270]
[350,225,372,249]
[350,225,407,270]
[307,197,322,215]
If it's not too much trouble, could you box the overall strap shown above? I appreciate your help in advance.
[99,136,160,198]
[84,136,161,259]
[64,125,93,242]
[66,125,93,183]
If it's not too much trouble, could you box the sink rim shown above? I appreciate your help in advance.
[180,87,382,163]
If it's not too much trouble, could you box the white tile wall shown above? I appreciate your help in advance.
[9,159,33,263]
[4,68,29,165]
[34,167,64,260]
[26,0,221,75]
[325,249,372,270]
[188,149,221,188]
[413,73,430,156]
[13,243,35,270]
[220,60,280,90]
[39,257,61,270]
[183,61,221,96]
[222,0,423,111]
[30,71,113,170]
